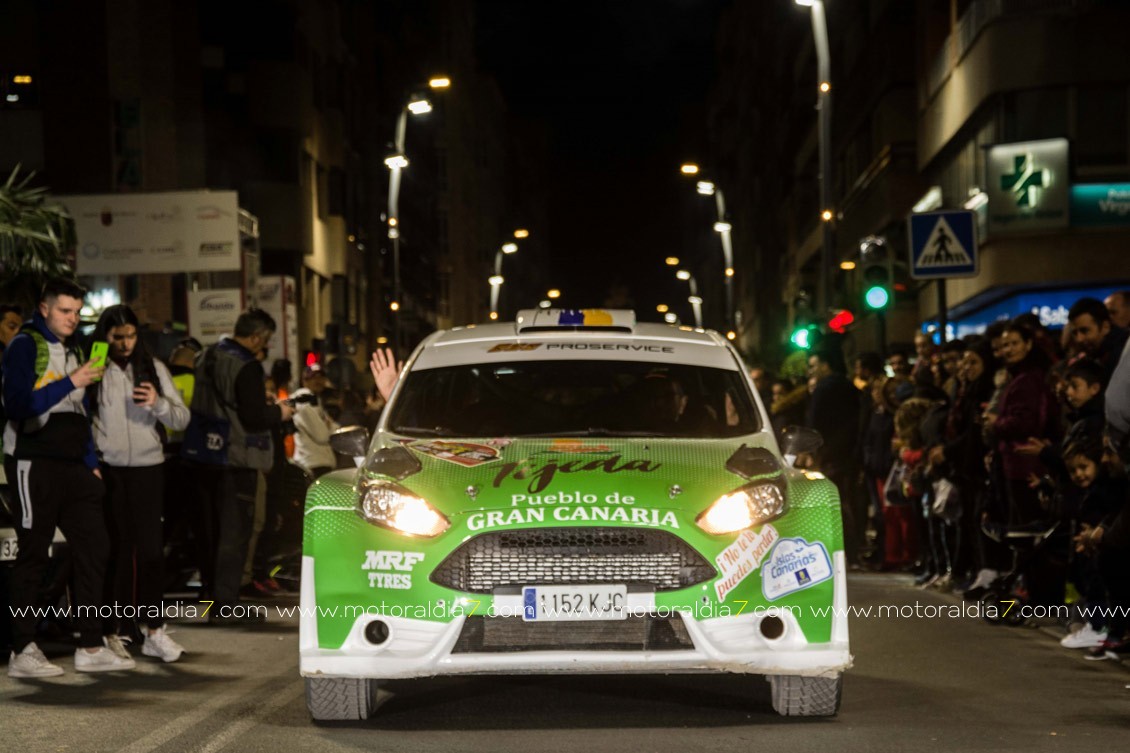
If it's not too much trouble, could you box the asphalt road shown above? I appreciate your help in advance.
[3,574,1129,752]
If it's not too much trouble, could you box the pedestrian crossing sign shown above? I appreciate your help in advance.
[907,210,978,279]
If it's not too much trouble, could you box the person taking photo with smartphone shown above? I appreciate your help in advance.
[87,304,190,663]
[2,278,134,677]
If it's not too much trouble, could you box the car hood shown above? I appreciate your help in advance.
[371,434,782,517]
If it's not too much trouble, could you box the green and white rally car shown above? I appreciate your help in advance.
[300,309,851,720]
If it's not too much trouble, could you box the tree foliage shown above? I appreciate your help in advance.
[0,165,76,312]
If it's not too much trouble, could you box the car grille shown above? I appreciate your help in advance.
[452,613,695,653]
[431,527,716,593]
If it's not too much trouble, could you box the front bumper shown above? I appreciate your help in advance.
[298,554,853,679]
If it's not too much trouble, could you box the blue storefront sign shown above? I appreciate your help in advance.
[1071,184,1130,227]
[924,284,1127,340]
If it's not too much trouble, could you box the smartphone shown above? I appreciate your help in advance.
[133,367,154,404]
[89,342,109,379]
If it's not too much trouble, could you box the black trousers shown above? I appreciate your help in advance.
[194,464,258,605]
[103,464,166,631]
[5,456,108,650]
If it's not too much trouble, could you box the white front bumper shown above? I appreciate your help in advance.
[298,555,853,679]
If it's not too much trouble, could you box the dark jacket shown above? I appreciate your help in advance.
[1,313,97,468]
[943,376,994,485]
[993,357,1059,481]
[1038,394,1105,484]
[806,373,861,473]
[862,409,895,478]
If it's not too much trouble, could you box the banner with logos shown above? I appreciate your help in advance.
[257,276,300,390]
[60,190,242,275]
[187,289,243,345]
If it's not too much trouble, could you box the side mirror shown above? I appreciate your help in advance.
[329,425,369,458]
[779,425,824,457]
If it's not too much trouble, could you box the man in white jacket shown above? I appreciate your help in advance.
[291,364,337,478]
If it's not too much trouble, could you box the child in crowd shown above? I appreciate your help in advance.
[1060,440,1127,649]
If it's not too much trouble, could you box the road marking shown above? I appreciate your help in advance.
[195,681,306,753]
[118,666,295,753]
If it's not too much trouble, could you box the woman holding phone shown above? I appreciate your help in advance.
[87,304,190,662]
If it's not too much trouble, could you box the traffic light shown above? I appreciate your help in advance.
[860,238,892,311]
[790,323,819,350]
[827,309,855,334]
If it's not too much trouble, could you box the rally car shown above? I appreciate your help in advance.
[300,309,851,720]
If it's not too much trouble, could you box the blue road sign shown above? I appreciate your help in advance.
[907,210,978,279]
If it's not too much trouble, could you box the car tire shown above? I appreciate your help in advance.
[768,673,842,717]
[305,677,378,721]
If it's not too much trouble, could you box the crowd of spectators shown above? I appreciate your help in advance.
[1,278,393,677]
[756,290,1130,660]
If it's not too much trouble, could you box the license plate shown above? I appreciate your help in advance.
[522,584,627,621]
[0,536,17,563]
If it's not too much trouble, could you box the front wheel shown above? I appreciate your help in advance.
[305,677,378,721]
[767,673,842,717]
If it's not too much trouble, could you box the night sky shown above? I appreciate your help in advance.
[476,0,730,316]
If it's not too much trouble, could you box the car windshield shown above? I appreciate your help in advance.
[386,359,761,438]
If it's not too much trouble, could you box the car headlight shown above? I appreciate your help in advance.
[696,481,786,535]
[357,480,449,537]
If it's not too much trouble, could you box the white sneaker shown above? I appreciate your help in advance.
[1061,623,1108,649]
[8,643,64,678]
[104,634,133,660]
[74,646,136,673]
[970,568,999,590]
[141,626,185,663]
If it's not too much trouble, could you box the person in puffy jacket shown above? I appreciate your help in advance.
[87,305,190,663]
[291,363,338,478]
[988,322,1060,525]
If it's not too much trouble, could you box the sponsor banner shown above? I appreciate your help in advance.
[61,190,242,274]
[414,340,739,371]
[187,289,242,345]
[258,276,299,385]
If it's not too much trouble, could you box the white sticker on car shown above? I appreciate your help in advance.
[713,524,778,601]
[761,537,833,601]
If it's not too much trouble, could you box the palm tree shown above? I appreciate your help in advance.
[0,165,76,312]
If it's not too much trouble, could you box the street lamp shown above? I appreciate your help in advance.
[387,77,450,357]
[675,269,703,328]
[679,165,737,332]
[489,238,522,319]
[795,0,834,313]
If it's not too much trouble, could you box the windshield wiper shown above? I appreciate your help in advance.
[391,426,455,437]
[519,428,670,438]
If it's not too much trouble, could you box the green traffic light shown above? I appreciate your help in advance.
[864,285,890,310]
[790,327,812,349]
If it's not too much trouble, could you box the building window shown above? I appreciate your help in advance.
[1001,88,1069,144]
[1076,85,1128,169]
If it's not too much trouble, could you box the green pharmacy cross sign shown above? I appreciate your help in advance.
[1000,154,1048,208]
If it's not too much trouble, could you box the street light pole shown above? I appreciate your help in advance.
[386,78,449,358]
[489,241,519,320]
[711,188,735,333]
[797,0,834,315]
[680,165,738,334]
[388,108,409,358]
[676,269,703,328]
